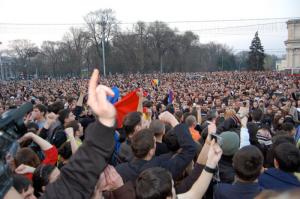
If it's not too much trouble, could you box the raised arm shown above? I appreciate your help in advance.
[175,123,216,193]
[240,116,250,148]
[19,132,52,151]
[41,69,117,199]
[65,127,79,154]
[178,140,222,199]
[76,92,85,107]
[157,112,197,179]
[137,89,144,113]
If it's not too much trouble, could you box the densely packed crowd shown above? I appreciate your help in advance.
[1,70,300,199]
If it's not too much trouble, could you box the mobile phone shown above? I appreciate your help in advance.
[211,133,223,146]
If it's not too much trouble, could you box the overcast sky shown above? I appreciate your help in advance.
[0,0,299,55]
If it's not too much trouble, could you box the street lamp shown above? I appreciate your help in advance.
[0,41,4,81]
[99,18,107,77]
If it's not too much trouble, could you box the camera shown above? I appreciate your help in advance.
[0,103,33,198]
[211,133,223,146]
[292,92,300,101]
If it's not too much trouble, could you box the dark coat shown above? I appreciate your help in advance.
[258,168,300,191]
[116,123,197,183]
[214,181,263,199]
[40,121,66,149]
[41,121,115,199]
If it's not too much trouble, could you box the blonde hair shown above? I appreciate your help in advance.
[224,109,236,120]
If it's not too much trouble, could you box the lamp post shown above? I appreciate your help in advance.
[99,18,107,77]
[0,41,4,81]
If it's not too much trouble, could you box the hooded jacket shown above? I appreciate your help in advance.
[258,168,300,190]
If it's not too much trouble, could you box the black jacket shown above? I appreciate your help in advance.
[214,181,262,199]
[40,121,66,149]
[41,121,115,199]
[116,123,197,183]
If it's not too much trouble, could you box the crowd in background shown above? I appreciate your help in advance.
[1,70,300,199]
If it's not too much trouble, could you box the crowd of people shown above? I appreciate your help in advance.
[1,70,300,199]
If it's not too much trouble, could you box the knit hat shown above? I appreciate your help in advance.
[219,131,240,156]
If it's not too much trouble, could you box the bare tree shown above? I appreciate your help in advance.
[9,39,39,76]
[147,21,176,73]
[63,27,91,74]
[84,9,118,74]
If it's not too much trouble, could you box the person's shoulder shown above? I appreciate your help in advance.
[115,161,129,170]
[214,183,233,198]
[215,182,233,190]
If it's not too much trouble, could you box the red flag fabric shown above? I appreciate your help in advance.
[114,90,139,128]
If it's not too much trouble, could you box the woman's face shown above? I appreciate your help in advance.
[253,102,258,108]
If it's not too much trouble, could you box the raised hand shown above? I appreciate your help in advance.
[96,165,124,192]
[87,69,116,127]
[44,112,58,129]
[159,111,179,127]
[206,139,223,169]
[137,88,144,98]
[208,122,217,135]
[103,165,124,191]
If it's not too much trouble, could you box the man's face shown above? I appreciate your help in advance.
[215,98,221,107]
[32,108,43,120]
[21,185,36,199]
[65,112,76,123]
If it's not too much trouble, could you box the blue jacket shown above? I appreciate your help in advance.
[258,168,300,190]
[214,181,262,199]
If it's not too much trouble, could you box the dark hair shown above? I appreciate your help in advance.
[281,122,295,133]
[250,109,263,122]
[34,104,47,116]
[58,109,71,124]
[163,129,180,152]
[149,120,165,136]
[166,104,175,114]
[33,164,56,197]
[123,112,142,137]
[182,112,191,123]
[64,120,80,132]
[143,100,153,108]
[164,123,173,134]
[58,142,72,160]
[131,129,155,159]
[12,174,31,193]
[136,167,173,199]
[265,135,296,167]
[48,101,64,114]
[206,109,218,121]
[174,111,183,123]
[274,143,300,172]
[26,122,39,133]
[67,97,75,104]
[233,145,263,181]
[272,135,296,146]
[15,147,41,168]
